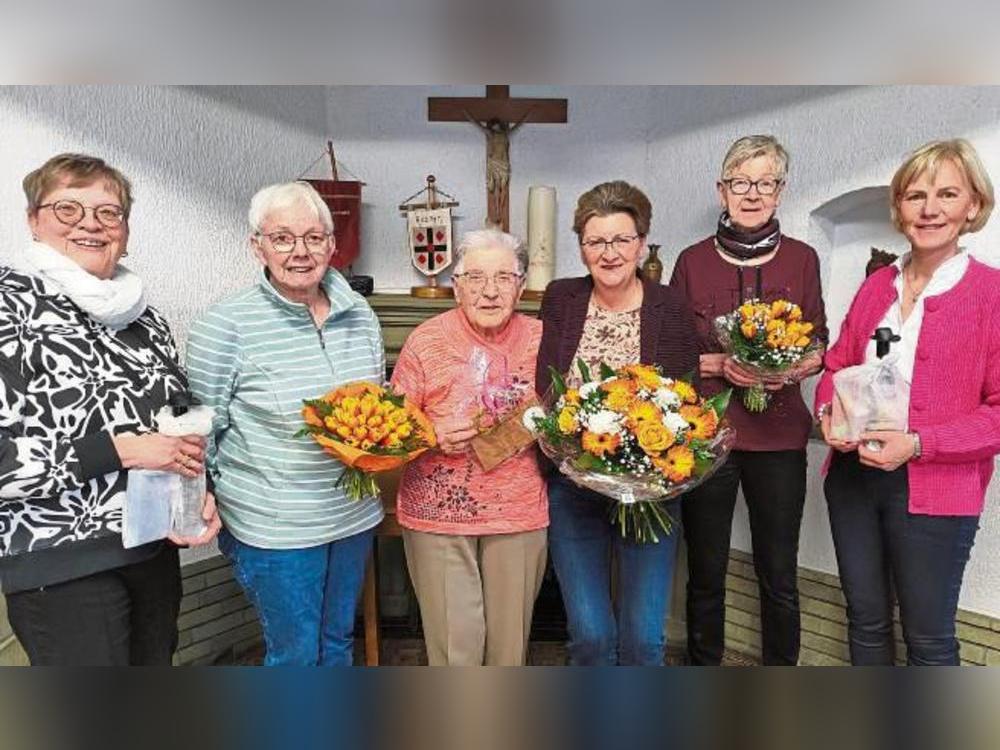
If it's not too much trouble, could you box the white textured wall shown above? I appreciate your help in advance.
[319,86,652,287]
[0,85,998,616]
[0,86,329,350]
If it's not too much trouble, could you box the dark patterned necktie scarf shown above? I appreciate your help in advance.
[715,210,781,261]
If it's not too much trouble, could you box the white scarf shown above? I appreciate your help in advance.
[5,240,147,330]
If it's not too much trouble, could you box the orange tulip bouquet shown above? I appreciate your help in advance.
[297,382,436,501]
[524,361,734,543]
[715,299,818,412]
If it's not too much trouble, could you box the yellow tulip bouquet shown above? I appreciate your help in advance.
[715,299,818,412]
[524,361,734,543]
[298,382,436,501]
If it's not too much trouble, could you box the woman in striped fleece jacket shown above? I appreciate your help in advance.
[187,181,385,666]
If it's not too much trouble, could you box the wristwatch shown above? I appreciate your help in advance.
[910,431,922,459]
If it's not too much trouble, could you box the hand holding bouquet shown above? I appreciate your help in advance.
[525,360,733,543]
[298,382,436,501]
[715,299,818,412]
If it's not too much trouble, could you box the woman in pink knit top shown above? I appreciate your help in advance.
[816,139,999,665]
[390,229,547,666]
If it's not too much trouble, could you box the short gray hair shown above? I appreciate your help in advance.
[721,135,789,181]
[453,228,528,275]
[248,181,334,233]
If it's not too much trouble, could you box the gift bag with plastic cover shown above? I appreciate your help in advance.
[830,353,910,442]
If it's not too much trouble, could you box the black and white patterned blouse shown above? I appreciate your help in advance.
[0,266,186,592]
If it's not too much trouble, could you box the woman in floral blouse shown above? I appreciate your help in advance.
[535,181,699,665]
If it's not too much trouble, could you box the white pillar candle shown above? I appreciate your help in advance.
[526,186,557,294]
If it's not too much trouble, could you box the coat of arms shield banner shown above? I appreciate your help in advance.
[407,207,453,278]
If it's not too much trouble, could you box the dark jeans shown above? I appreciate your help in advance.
[681,449,806,666]
[219,526,373,666]
[547,476,680,666]
[6,544,181,666]
[825,452,979,666]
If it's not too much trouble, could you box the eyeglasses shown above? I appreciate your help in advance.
[721,177,783,196]
[258,231,330,254]
[453,271,524,293]
[38,200,126,229]
[580,234,641,254]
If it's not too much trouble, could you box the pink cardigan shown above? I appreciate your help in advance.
[815,258,1000,516]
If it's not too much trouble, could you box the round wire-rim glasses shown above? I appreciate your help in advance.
[258,231,331,255]
[37,200,126,229]
[453,271,524,294]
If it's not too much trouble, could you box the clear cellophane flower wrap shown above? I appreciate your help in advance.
[524,360,735,543]
[829,354,910,442]
[297,382,437,501]
[714,298,820,412]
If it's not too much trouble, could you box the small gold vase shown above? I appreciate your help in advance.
[641,244,664,284]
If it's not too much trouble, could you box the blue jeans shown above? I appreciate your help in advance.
[547,476,680,666]
[825,452,979,666]
[218,527,374,666]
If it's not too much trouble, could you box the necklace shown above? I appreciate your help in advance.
[903,269,929,304]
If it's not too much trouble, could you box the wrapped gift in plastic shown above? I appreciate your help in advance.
[829,329,910,442]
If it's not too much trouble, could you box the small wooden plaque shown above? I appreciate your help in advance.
[471,395,539,473]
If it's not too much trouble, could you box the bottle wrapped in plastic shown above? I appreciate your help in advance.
[829,327,909,443]
[155,395,215,538]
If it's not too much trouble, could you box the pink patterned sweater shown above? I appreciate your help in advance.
[390,309,548,535]
[815,258,1000,516]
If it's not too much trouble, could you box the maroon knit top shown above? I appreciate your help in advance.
[669,235,828,452]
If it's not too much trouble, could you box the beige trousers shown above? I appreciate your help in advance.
[402,527,548,666]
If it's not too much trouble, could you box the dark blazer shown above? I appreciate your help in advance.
[535,276,700,399]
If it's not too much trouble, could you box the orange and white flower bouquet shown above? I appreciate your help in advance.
[297,382,436,501]
[715,299,819,412]
[524,361,733,543]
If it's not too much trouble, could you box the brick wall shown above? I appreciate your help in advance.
[723,549,1000,666]
[173,555,262,665]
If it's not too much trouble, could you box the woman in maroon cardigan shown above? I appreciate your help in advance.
[669,135,827,665]
[818,139,997,665]
[536,181,699,666]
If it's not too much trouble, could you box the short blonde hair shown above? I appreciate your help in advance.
[721,135,789,181]
[248,181,334,233]
[23,153,134,218]
[572,181,651,239]
[889,139,995,234]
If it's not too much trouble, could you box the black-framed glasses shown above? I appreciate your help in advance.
[580,234,642,254]
[721,177,783,196]
[38,200,126,229]
[453,271,524,293]
[258,231,330,254]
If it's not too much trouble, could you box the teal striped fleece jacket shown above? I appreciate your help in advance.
[186,268,385,548]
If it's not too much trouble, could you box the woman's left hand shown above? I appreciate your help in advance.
[168,491,222,547]
[760,351,824,391]
[858,431,917,471]
[722,357,763,388]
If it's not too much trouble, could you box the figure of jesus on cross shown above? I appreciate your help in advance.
[429,86,568,231]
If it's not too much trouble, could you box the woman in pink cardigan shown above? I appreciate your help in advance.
[816,139,999,665]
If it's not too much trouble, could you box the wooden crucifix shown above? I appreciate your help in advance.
[428,86,567,232]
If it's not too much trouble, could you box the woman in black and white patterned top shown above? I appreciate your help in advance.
[0,153,220,665]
